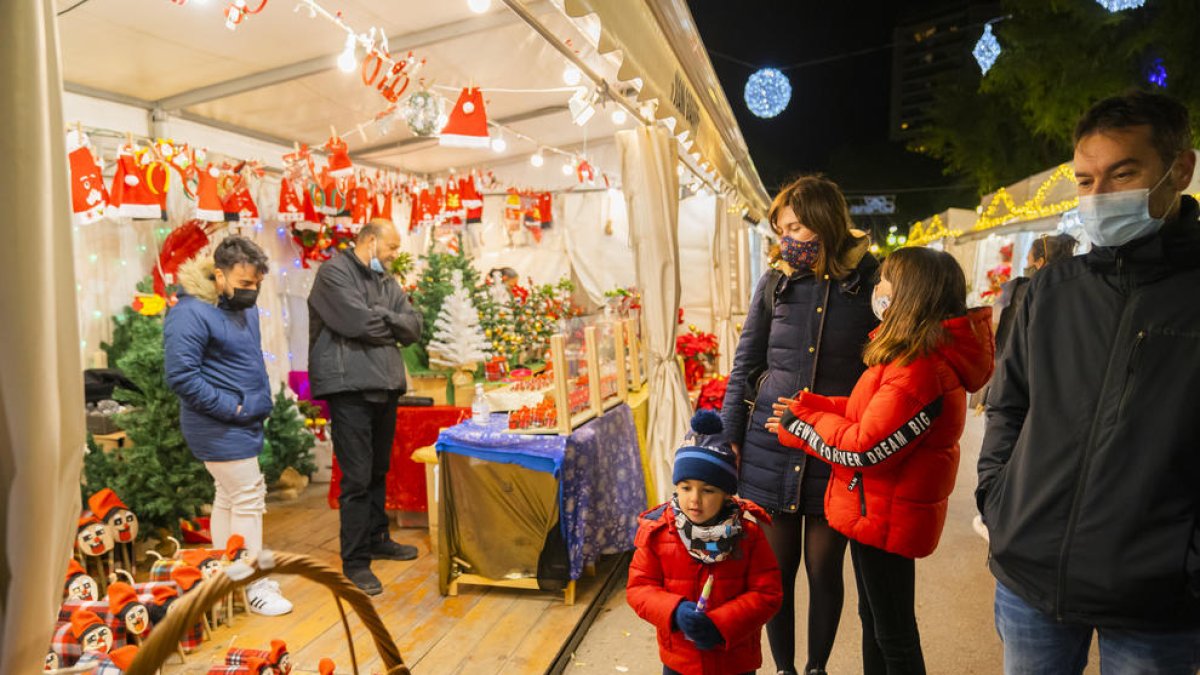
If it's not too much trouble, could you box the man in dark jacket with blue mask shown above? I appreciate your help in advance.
[164,235,292,616]
[979,92,1200,673]
[308,219,422,595]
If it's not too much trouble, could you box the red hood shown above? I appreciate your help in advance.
[935,307,994,393]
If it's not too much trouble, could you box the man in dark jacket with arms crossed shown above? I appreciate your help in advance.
[979,92,1200,673]
[308,219,422,595]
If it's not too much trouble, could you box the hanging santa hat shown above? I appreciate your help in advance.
[223,185,260,224]
[277,177,304,222]
[370,189,393,221]
[348,178,370,226]
[195,164,225,221]
[171,564,204,593]
[153,220,211,297]
[537,192,554,229]
[324,134,354,178]
[70,608,113,653]
[67,129,108,225]
[439,87,490,149]
[108,645,139,672]
[443,179,464,226]
[461,174,483,225]
[111,147,165,220]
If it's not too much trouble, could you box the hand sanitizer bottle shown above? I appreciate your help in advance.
[471,383,490,425]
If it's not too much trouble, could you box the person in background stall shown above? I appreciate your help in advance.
[979,91,1200,674]
[307,218,423,596]
[770,247,993,674]
[627,411,783,675]
[992,233,1078,359]
[720,174,879,675]
[163,235,292,616]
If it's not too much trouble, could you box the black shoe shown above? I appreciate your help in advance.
[804,669,827,675]
[344,567,383,596]
[371,539,418,561]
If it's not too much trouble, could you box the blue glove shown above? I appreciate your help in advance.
[672,600,724,651]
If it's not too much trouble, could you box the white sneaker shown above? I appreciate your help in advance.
[247,578,293,616]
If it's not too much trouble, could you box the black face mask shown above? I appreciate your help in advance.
[223,287,259,311]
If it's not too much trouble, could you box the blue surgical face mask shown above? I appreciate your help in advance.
[1078,161,1176,248]
[369,239,386,274]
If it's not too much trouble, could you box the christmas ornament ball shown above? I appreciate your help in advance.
[403,90,445,137]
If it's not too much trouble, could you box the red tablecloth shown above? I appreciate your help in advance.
[327,405,469,512]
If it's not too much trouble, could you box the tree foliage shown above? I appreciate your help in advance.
[84,290,213,537]
[914,0,1200,194]
[260,383,317,485]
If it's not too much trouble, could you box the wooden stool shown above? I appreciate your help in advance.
[411,444,439,557]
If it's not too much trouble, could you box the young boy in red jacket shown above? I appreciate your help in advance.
[627,411,783,675]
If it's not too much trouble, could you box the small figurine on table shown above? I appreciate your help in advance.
[88,488,139,573]
[70,608,114,655]
[65,559,98,601]
[107,582,151,643]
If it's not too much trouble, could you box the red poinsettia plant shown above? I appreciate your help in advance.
[676,324,719,390]
[696,375,728,411]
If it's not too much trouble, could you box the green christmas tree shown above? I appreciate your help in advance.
[410,237,506,367]
[259,383,317,486]
[83,277,213,537]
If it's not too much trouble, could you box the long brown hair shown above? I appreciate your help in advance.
[863,248,967,367]
[768,174,855,279]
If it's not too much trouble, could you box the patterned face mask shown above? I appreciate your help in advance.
[780,235,820,271]
[672,495,743,564]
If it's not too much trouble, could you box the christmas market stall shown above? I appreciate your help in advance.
[4,0,772,672]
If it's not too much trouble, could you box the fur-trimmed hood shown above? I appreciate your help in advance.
[177,255,219,305]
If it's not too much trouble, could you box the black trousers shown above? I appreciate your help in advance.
[850,540,926,675]
[327,390,399,569]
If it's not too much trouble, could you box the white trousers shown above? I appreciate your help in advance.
[204,457,266,555]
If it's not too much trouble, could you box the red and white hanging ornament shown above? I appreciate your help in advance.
[324,133,354,178]
[66,129,108,225]
[195,164,225,221]
[277,177,304,222]
[461,173,483,224]
[439,87,490,149]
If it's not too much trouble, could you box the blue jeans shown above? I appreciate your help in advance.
[994,581,1200,674]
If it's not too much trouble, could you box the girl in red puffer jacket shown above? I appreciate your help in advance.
[769,247,993,675]
[627,411,782,675]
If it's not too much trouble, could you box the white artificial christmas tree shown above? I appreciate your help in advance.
[427,270,493,372]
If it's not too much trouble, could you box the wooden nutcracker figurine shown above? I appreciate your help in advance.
[107,582,151,644]
[88,488,139,574]
[64,559,99,601]
[70,608,114,655]
[75,514,115,593]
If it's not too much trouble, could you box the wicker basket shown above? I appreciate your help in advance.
[126,551,410,675]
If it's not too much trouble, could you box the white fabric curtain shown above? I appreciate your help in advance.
[618,126,691,504]
[712,199,737,375]
[677,192,717,333]
[0,1,85,670]
[562,189,636,306]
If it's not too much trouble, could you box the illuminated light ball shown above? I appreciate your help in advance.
[1096,0,1145,10]
[973,24,1001,75]
[743,68,791,119]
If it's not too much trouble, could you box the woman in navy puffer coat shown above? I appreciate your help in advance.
[721,175,878,675]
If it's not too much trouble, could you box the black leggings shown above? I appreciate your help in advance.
[851,540,925,675]
[760,511,847,673]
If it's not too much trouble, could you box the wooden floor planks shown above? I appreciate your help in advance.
[158,485,612,674]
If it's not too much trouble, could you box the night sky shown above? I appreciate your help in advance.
[688,0,979,225]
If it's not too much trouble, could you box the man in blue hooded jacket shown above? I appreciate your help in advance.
[164,235,292,616]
